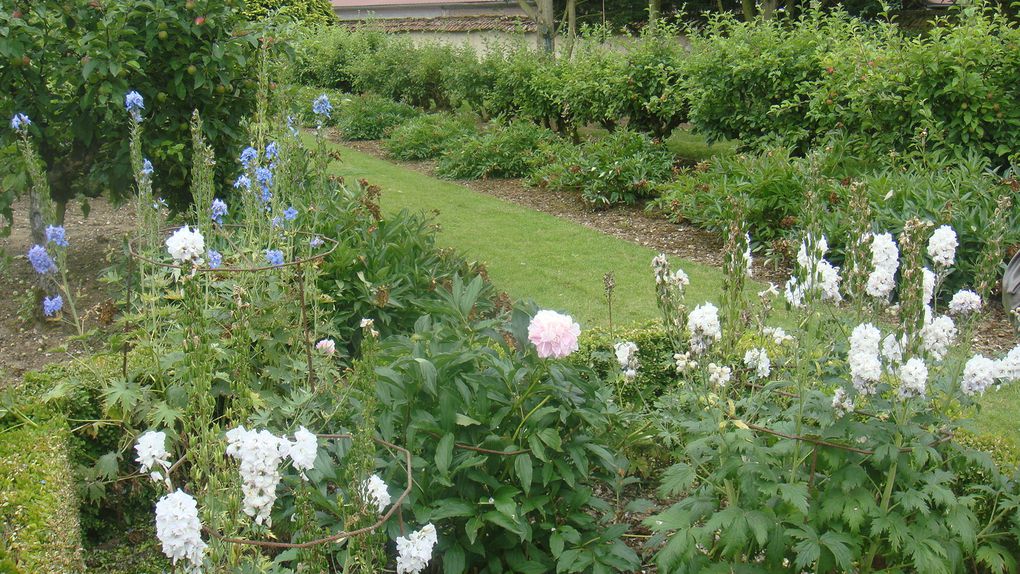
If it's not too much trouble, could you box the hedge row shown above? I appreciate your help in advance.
[293,4,1020,165]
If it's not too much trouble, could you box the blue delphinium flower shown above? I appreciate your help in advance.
[261,188,273,205]
[312,94,332,120]
[283,206,298,221]
[309,236,324,248]
[28,245,56,274]
[255,167,273,188]
[271,216,283,229]
[125,91,144,121]
[10,113,31,133]
[208,250,222,269]
[234,174,252,190]
[141,158,154,176]
[266,142,279,161]
[287,116,299,137]
[210,198,228,225]
[45,225,68,247]
[153,197,168,210]
[43,295,63,317]
[240,146,258,169]
[265,249,285,267]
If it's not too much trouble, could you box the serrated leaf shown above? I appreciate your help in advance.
[658,462,695,497]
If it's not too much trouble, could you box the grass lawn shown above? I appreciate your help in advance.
[326,143,748,330]
[666,128,739,163]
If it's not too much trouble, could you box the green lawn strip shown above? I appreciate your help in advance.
[665,128,739,163]
[326,141,768,330]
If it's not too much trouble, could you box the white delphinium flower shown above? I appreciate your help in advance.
[999,346,1020,382]
[758,283,779,299]
[832,387,854,418]
[763,326,793,345]
[289,427,317,480]
[848,323,882,395]
[614,341,640,380]
[136,430,171,482]
[961,355,999,396]
[155,489,207,573]
[922,267,936,306]
[743,348,770,379]
[948,290,982,316]
[897,357,928,399]
[225,426,291,526]
[744,233,753,277]
[165,225,205,265]
[784,277,805,308]
[922,314,957,361]
[395,523,438,574]
[652,254,671,285]
[670,269,690,289]
[927,225,958,268]
[787,237,842,305]
[361,474,391,514]
[687,303,721,355]
[865,232,899,300]
[707,363,732,388]
[674,352,697,374]
[881,333,904,368]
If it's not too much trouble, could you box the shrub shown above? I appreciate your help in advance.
[383,113,476,160]
[530,129,676,207]
[336,93,420,140]
[290,26,389,91]
[350,39,467,110]
[556,43,629,132]
[436,122,558,179]
[374,299,640,573]
[242,0,336,26]
[621,24,689,138]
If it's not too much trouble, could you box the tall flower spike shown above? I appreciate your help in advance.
[125,91,145,122]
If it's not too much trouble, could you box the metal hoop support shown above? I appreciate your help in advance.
[202,434,413,549]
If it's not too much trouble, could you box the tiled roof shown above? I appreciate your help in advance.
[333,0,510,6]
[342,14,536,33]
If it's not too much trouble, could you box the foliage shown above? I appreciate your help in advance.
[530,129,675,207]
[374,296,640,573]
[382,113,476,161]
[572,323,677,404]
[620,23,689,138]
[289,26,388,91]
[336,93,420,140]
[0,0,260,210]
[241,0,336,26]
[0,416,84,573]
[349,39,469,111]
[436,122,558,179]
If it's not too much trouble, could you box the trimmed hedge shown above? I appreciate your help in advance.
[0,417,84,574]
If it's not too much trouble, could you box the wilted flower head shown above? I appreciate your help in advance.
[948,289,981,316]
[312,94,333,119]
[528,310,581,359]
[687,303,721,355]
[927,225,958,268]
[42,295,63,317]
[154,490,207,572]
[832,387,854,418]
[316,338,336,356]
[125,91,144,121]
[395,523,438,574]
[165,226,205,265]
[10,112,30,133]
[45,225,68,247]
[674,351,697,374]
[27,245,56,274]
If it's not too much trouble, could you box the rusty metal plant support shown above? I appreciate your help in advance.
[203,434,413,549]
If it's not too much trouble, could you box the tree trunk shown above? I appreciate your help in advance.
[649,0,662,26]
[761,0,778,19]
[741,0,756,19]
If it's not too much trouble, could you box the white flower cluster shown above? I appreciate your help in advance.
[395,523,438,574]
[848,323,882,395]
[362,474,392,514]
[652,253,689,289]
[743,348,771,379]
[1001,346,1020,382]
[927,225,958,268]
[831,387,855,418]
[948,289,982,316]
[225,426,318,526]
[687,303,721,355]
[961,355,999,397]
[865,232,899,300]
[155,489,207,573]
[763,326,793,345]
[743,233,753,278]
[785,236,841,307]
[921,314,957,361]
[135,430,171,482]
[165,225,205,265]
[897,357,928,399]
[707,363,732,388]
[922,267,936,307]
[673,352,698,374]
[881,334,903,367]
[614,341,640,380]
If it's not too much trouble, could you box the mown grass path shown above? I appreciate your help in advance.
[328,143,741,329]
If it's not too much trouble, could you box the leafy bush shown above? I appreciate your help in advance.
[530,129,675,207]
[290,26,388,91]
[436,122,558,179]
[242,0,336,26]
[383,113,476,160]
[350,39,469,110]
[336,93,420,140]
[556,43,629,132]
[374,298,640,573]
[621,24,689,138]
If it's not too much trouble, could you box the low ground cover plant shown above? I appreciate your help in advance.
[383,113,477,160]
[336,93,420,140]
[436,122,558,179]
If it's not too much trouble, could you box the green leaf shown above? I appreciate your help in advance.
[819,531,854,571]
[777,482,809,515]
[431,499,475,520]
[443,543,466,574]
[515,454,533,495]
[455,413,482,426]
[537,428,562,451]
[550,531,564,558]
[436,433,454,475]
[658,462,695,497]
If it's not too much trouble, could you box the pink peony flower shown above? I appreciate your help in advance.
[527,310,580,359]
[316,338,336,356]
